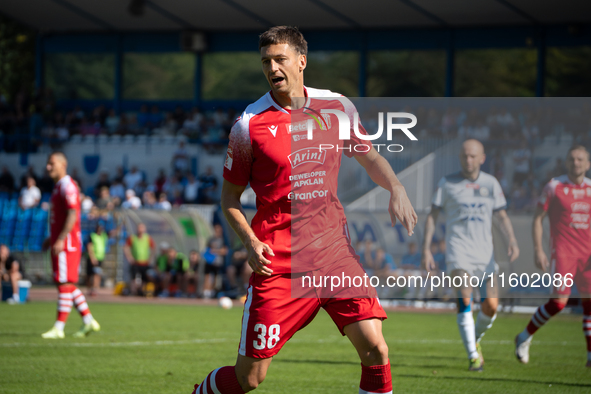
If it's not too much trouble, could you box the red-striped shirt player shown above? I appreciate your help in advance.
[191,26,417,394]
[41,152,100,339]
[515,145,591,367]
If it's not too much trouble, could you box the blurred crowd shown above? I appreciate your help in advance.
[0,88,238,153]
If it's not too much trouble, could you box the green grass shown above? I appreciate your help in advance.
[0,301,589,393]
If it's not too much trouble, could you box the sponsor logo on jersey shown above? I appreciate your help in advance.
[287,189,328,201]
[573,189,586,199]
[459,203,487,222]
[466,183,480,189]
[479,187,489,197]
[571,202,590,212]
[287,147,326,168]
[268,125,278,137]
[224,147,233,170]
[292,133,309,142]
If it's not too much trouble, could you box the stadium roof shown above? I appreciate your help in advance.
[1,0,590,32]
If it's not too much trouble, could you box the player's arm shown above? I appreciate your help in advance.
[220,180,274,276]
[52,209,77,255]
[354,148,417,235]
[494,209,520,263]
[87,242,98,265]
[421,206,440,271]
[123,239,135,265]
[532,206,549,272]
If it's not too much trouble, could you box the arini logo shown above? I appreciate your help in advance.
[287,147,326,168]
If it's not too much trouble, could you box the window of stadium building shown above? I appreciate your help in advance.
[454,48,537,97]
[123,53,195,100]
[366,50,445,97]
[305,51,359,97]
[45,54,115,99]
[546,46,591,97]
[202,52,269,101]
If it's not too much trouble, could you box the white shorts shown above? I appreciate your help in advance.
[446,257,497,279]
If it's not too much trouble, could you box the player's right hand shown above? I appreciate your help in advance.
[421,250,436,272]
[41,238,51,252]
[534,249,549,272]
[247,239,274,276]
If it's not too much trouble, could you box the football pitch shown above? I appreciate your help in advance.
[1,302,589,393]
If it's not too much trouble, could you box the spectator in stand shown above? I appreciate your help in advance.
[512,139,531,185]
[123,166,143,191]
[127,114,140,135]
[123,223,155,296]
[547,157,567,181]
[20,165,38,190]
[148,105,163,130]
[155,192,172,211]
[19,175,41,210]
[198,166,218,204]
[400,242,422,269]
[109,179,125,205]
[105,109,120,134]
[94,172,111,197]
[122,189,142,210]
[37,169,54,195]
[226,244,252,295]
[136,105,149,130]
[85,223,108,296]
[154,169,167,196]
[160,113,178,135]
[203,224,228,298]
[182,107,204,137]
[0,166,15,192]
[0,244,23,304]
[142,191,157,209]
[183,174,199,204]
[134,180,148,198]
[172,141,190,173]
[173,105,186,127]
[163,175,184,202]
[81,195,94,213]
[113,166,125,184]
[95,187,113,210]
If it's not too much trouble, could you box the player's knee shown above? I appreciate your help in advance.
[362,341,389,366]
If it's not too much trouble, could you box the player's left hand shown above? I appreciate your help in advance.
[389,185,418,236]
[508,240,520,263]
[52,239,64,255]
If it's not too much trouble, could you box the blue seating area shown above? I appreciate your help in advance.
[0,196,48,252]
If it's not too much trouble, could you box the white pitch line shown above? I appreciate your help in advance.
[0,336,580,348]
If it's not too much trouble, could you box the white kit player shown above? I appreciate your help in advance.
[422,139,519,371]
[515,145,591,367]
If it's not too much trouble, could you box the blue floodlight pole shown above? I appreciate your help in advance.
[35,34,43,90]
[114,34,123,114]
[536,28,546,97]
[445,30,454,97]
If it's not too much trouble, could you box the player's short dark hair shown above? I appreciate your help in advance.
[567,145,590,160]
[49,151,68,163]
[259,26,308,56]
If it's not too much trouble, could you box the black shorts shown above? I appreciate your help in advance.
[204,264,220,275]
[86,258,103,277]
[130,264,152,282]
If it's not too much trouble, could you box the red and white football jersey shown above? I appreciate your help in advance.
[539,175,591,257]
[223,87,369,273]
[50,175,81,252]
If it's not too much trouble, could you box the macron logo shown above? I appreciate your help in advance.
[268,125,278,137]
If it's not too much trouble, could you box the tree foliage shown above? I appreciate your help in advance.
[0,13,35,102]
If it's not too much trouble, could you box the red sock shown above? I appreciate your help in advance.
[360,360,392,394]
[582,300,591,352]
[192,366,244,394]
[57,284,75,324]
[526,299,565,335]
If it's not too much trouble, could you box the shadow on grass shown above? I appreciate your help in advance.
[397,374,591,388]
[275,358,450,369]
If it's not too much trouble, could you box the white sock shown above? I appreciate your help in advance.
[82,314,94,325]
[54,321,65,331]
[12,293,20,302]
[475,311,496,343]
[517,328,532,343]
[457,312,478,359]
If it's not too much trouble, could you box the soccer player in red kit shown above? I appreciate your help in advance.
[41,152,100,339]
[191,26,417,394]
[515,145,591,366]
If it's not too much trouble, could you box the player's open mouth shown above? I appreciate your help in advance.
[271,76,284,86]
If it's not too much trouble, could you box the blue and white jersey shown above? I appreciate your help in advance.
[432,171,506,270]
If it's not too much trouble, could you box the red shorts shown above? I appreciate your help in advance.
[51,249,81,284]
[238,271,387,359]
[551,252,591,296]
